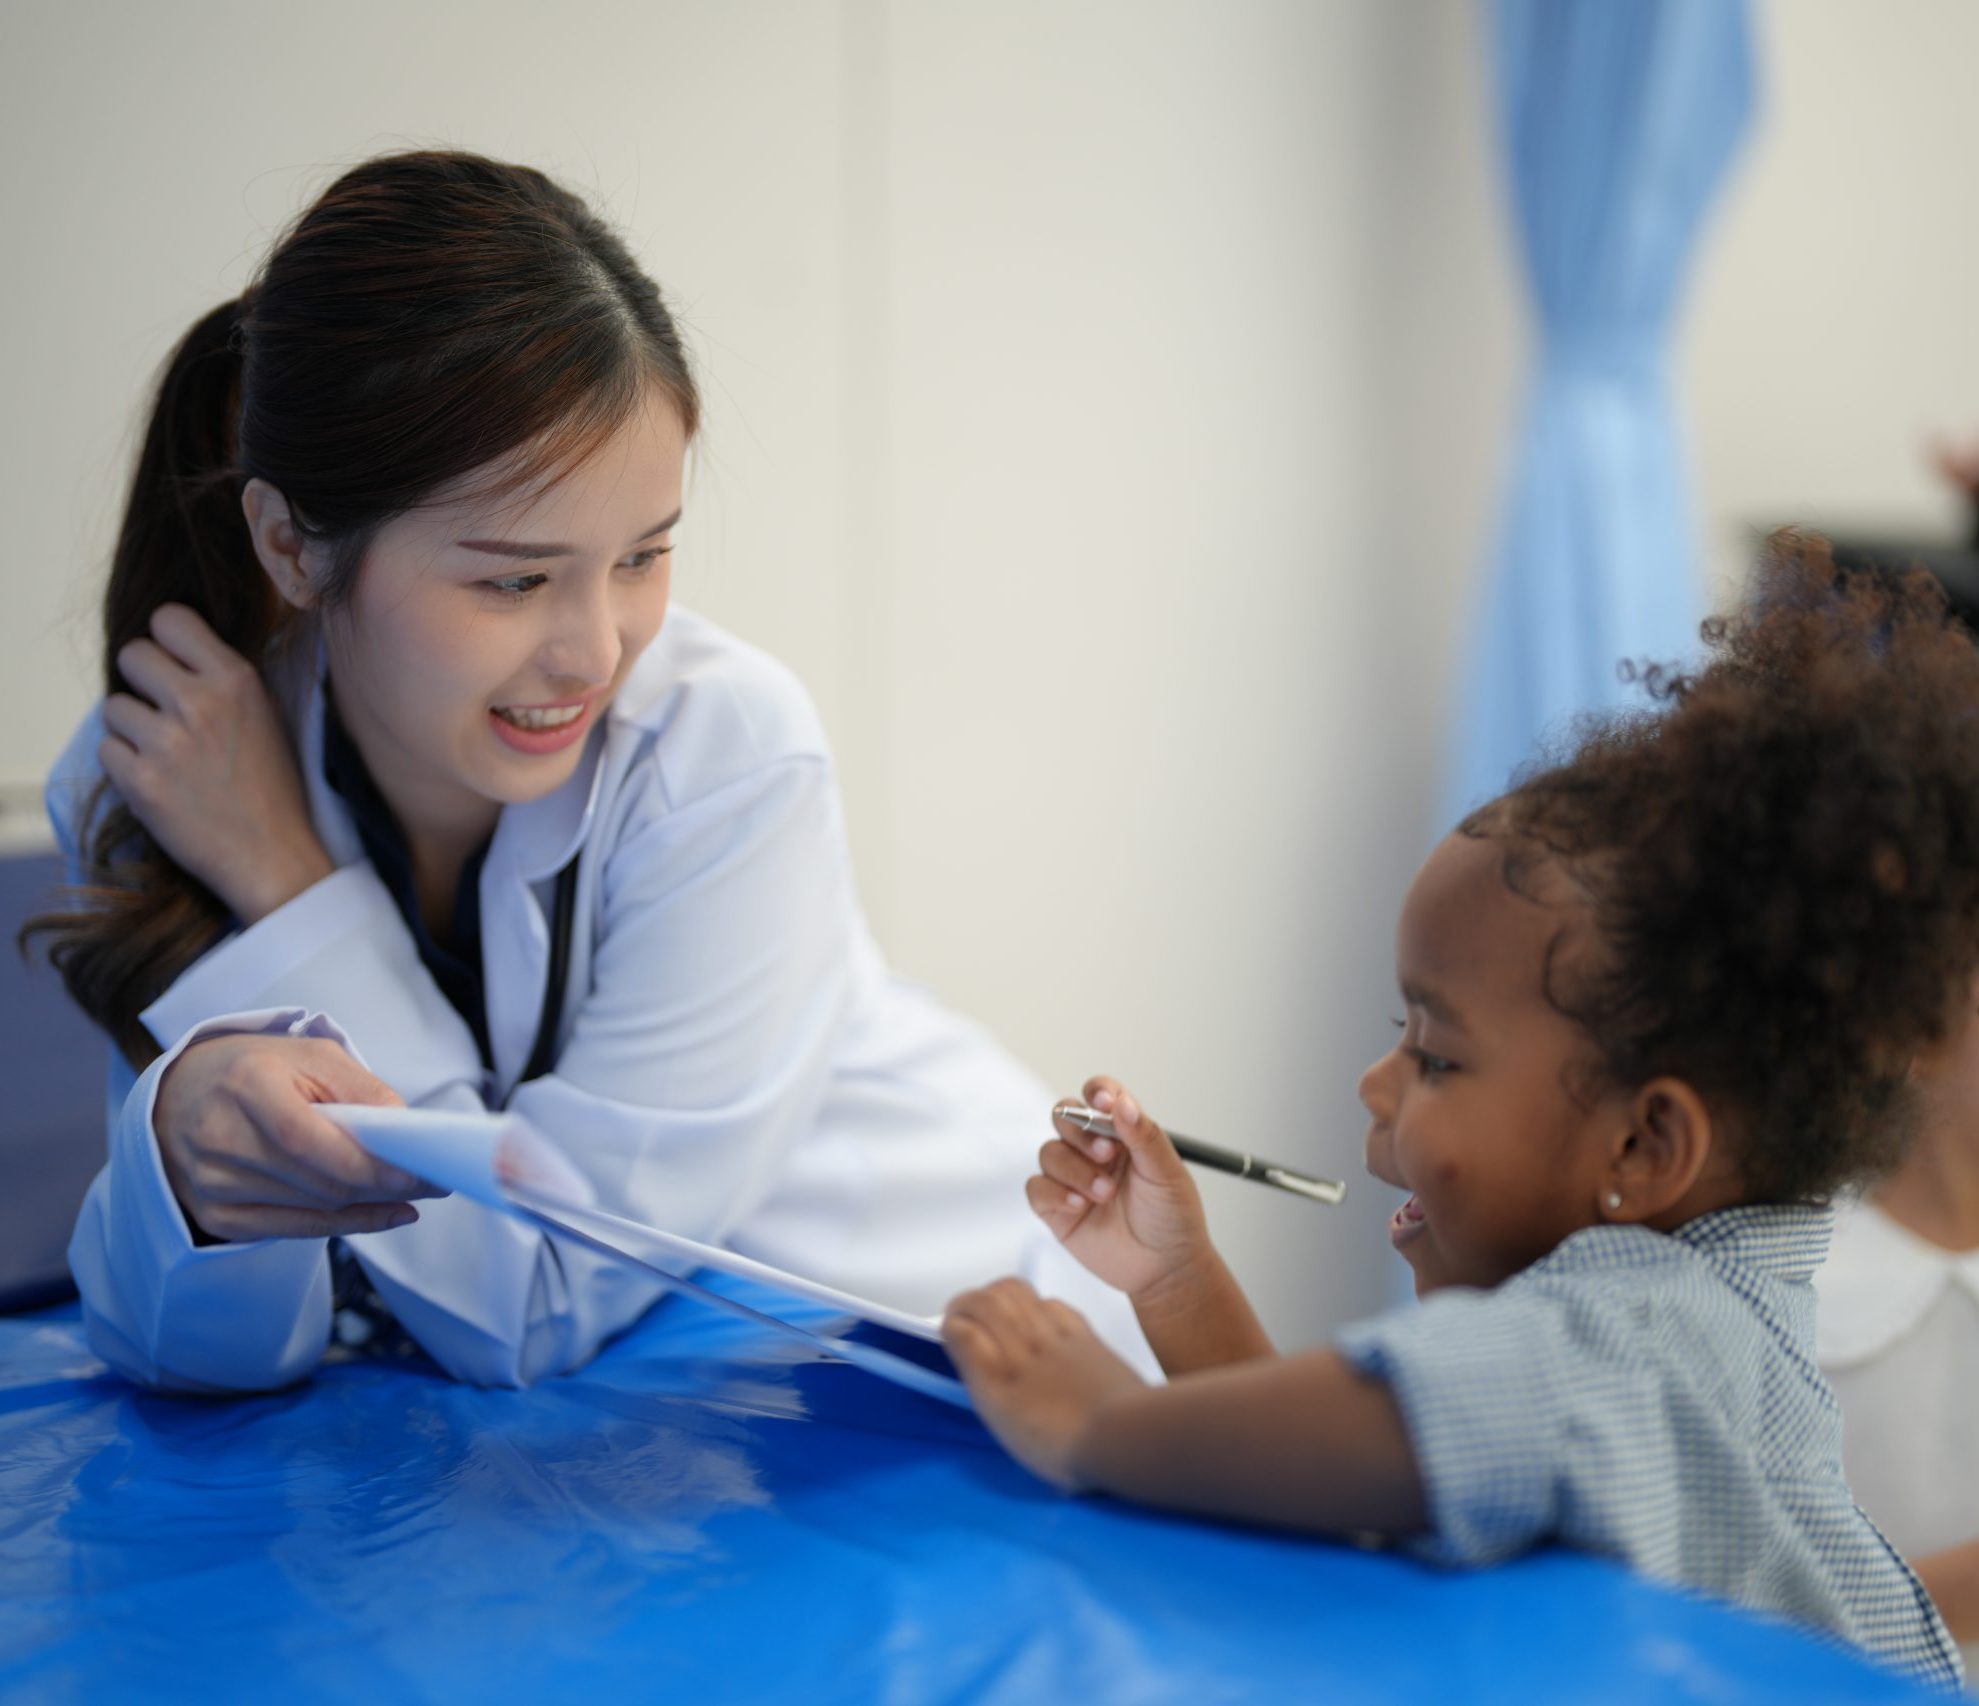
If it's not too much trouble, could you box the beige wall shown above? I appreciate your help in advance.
[1684,0,1979,596]
[4,0,1974,1342]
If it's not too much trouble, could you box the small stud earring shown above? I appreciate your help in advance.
[1605,1191,1623,1212]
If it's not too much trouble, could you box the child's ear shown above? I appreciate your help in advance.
[1603,1078,1714,1221]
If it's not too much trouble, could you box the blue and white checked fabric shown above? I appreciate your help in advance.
[1335,1205,1962,1691]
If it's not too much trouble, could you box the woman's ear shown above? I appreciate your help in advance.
[241,478,317,611]
[1602,1077,1716,1222]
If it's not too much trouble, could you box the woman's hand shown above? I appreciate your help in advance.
[942,1277,1147,1490]
[155,1031,446,1243]
[1030,1077,1212,1301]
[99,603,334,923]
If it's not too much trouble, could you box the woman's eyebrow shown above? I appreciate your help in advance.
[454,510,683,560]
[1400,979,1469,1033]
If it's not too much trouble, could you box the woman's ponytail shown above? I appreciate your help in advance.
[26,298,275,1067]
[25,151,701,1069]
[104,297,280,675]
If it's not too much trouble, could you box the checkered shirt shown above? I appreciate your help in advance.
[1335,1205,1962,1691]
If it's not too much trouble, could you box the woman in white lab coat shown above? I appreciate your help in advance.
[33,150,1139,1392]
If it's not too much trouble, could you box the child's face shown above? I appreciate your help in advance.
[1359,832,1625,1297]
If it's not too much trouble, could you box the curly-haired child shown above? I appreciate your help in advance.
[941,538,1972,1690]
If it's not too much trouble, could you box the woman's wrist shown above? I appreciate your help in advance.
[229,840,336,924]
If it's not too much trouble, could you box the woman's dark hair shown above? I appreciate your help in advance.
[26,150,700,1066]
[1468,531,1979,1202]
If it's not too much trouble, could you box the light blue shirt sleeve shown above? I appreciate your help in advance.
[1332,1219,1963,1692]
[1337,1288,1578,1567]
[1334,1278,1685,1573]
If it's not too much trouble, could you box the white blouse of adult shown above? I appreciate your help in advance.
[1815,1195,1979,1679]
[52,607,1151,1392]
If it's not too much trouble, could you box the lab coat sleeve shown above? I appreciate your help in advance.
[64,1008,342,1394]
[110,751,859,1390]
[45,743,353,1394]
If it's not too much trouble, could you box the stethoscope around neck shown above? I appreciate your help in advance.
[509,855,579,1099]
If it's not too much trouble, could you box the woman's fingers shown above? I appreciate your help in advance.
[291,1038,407,1108]
[113,636,195,711]
[198,1202,420,1243]
[221,1049,437,1205]
[148,602,236,673]
[100,691,170,750]
[257,1102,434,1204]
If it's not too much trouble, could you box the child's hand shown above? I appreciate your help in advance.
[1031,1077,1211,1301]
[942,1277,1147,1490]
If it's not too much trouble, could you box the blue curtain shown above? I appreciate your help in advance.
[1442,0,1756,829]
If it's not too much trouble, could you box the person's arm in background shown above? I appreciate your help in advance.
[1913,1538,1979,1646]
[1928,433,1979,553]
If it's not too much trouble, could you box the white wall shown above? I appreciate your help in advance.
[1684,0,1979,598]
[864,2,1425,1337]
[2,0,1442,1341]
[9,0,1972,1345]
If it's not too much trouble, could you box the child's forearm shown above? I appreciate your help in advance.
[1071,1347,1428,1538]
[1131,1247,1276,1376]
[1914,1535,1979,1643]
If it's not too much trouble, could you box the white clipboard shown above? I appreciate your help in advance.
[318,1104,968,1407]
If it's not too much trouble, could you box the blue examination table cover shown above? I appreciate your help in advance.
[0,1274,1944,1704]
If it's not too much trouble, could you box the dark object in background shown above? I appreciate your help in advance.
[1,849,106,1311]
[1824,533,1979,632]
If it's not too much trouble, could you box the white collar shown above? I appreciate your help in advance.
[1814,1194,1979,1368]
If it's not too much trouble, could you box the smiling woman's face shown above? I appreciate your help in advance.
[317,389,688,851]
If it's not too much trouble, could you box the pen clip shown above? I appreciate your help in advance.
[1262,1166,1348,1207]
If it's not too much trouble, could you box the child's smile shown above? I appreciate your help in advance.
[1359,832,1631,1296]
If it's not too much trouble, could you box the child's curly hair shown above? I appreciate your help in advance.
[1468,531,1979,1203]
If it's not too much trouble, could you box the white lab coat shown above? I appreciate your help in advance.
[53,608,1146,1392]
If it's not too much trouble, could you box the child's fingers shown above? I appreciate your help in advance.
[940,1309,1006,1380]
[1038,1137,1118,1204]
[1081,1075,1125,1117]
[1099,1087,1186,1181]
[945,1279,1044,1358]
[961,1276,1050,1351]
[1041,1298,1106,1352]
[1026,1172,1093,1236]
[1051,1100,1117,1165]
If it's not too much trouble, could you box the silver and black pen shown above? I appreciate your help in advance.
[1056,1104,1347,1206]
